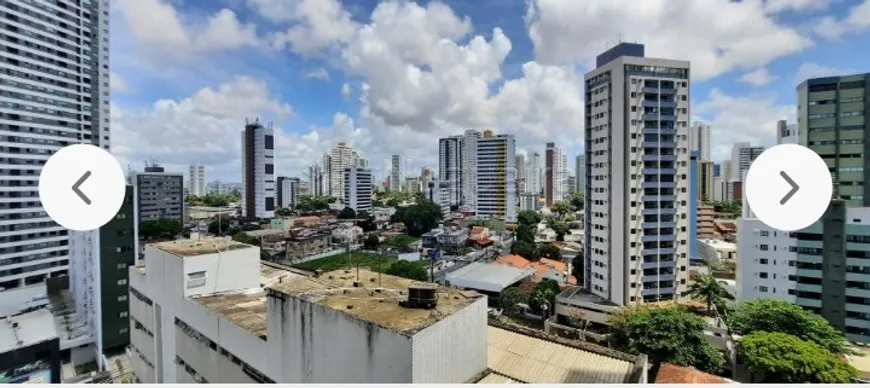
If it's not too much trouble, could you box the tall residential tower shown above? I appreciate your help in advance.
[241,119,275,220]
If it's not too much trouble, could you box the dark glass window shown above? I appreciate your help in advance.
[265,197,275,211]
[264,135,274,150]
[265,164,274,174]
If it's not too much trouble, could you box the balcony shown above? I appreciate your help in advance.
[642,260,675,269]
[642,182,676,189]
[642,221,676,229]
[643,127,676,135]
[642,87,660,94]
[642,234,676,243]
[794,283,822,294]
[642,287,676,296]
[642,273,677,282]
[642,247,675,255]
[642,194,677,202]
[642,154,676,162]
[659,88,677,95]
[643,168,676,175]
[644,141,677,148]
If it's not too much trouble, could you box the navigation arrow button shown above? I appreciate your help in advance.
[779,171,799,205]
[73,171,92,205]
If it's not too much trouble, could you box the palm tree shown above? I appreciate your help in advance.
[688,274,734,314]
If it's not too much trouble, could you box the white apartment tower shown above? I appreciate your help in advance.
[545,142,567,207]
[344,167,373,213]
[390,154,402,192]
[0,0,111,293]
[461,130,481,209]
[438,136,463,207]
[188,164,206,197]
[475,130,517,222]
[515,153,526,195]
[689,122,712,161]
[575,154,586,195]
[329,143,355,199]
[729,142,765,183]
[526,152,542,195]
[241,119,275,220]
[584,43,691,306]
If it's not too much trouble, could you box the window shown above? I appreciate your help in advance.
[119,311,128,318]
[118,295,128,302]
[759,244,769,251]
[117,263,127,269]
[187,271,207,288]
[759,258,768,264]
[759,230,769,237]
[119,328,129,334]
[759,272,769,279]
[759,286,769,292]
[118,279,127,285]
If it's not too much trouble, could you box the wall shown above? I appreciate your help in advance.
[736,218,797,302]
[411,298,487,383]
[266,292,413,383]
[179,247,260,298]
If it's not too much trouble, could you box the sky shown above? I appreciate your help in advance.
[109,0,870,183]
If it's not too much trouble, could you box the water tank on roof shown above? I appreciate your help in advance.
[401,281,439,309]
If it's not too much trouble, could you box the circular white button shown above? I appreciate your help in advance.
[745,144,833,232]
[39,144,127,231]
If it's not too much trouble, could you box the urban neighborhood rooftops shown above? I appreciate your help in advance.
[0,308,58,354]
[152,238,252,257]
[447,262,535,293]
[267,269,484,334]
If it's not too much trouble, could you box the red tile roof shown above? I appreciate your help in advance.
[655,364,732,384]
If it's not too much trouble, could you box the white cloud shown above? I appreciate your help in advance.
[259,0,359,56]
[525,0,813,80]
[813,0,870,39]
[304,68,331,81]
[341,83,352,99]
[795,62,858,83]
[695,89,795,162]
[762,0,834,13]
[738,67,776,86]
[110,72,133,93]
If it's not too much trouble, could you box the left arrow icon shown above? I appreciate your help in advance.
[73,171,92,205]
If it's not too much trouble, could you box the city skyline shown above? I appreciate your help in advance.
[107,0,870,182]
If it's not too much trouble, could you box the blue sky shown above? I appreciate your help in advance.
[109,0,870,182]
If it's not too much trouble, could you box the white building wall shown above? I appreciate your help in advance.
[345,167,373,213]
[411,297,488,383]
[526,152,541,195]
[736,218,797,302]
[330,143,355,199]
[241,124,276,219]
[189,164,206,196]
[390,155,402,192]
[462,130,480,209]
[690,122,712,161]
[438,136,464,206]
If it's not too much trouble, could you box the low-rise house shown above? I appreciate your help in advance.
[698,239,737,265]
[494,255,576,289]
[285,229,331,262]
[654,363,735,384]
[332,224,363,245]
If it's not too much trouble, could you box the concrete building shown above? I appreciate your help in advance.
[241,119,276,220]
[68,185,136,367]
[134,166,184,223]
[427,181,451,214]
[729,142,764,193]
[689,151,700,261]
[526,152,542,195]
[583,43,691,306]
[344,167,373,213]
[697,239,737,265]
[575,154,585,195]
[328,143,355,199]
[697,204,716,239]
[698,160,715,202]
[545,142,567,207]
[307,164,325,197]
[689,122,712,161]
[276,177,300,209]
[777,119,799,145]
[712,176,726,202]
[515,154,526,195]
[0,0,111,293]
[405,177,421,195]
[438,136,463,208]
[520,194,539,212]
[461,130,481,209]
[475,131,517,222]
[0,309,62,383]
[390,155,402,192]
[188,164,206,197]
[797,73,869,207]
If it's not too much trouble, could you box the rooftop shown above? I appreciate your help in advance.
[152,238,253,257]
[0,308,58,354]
[654,363,734,384]
[486,326,635,383]
[557,287,620,307]
[191,263,306,337]
[446,262,535,293]
[268,269,484,334]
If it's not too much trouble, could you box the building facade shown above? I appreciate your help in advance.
[698,160,715,202]
[327,143,355,199]
[729,142,764,185]
[475,131,517,222]
[0,0,111,293]
[797,73,869,207]
[575,154,585,196]
[188,164,206,197]
[241,120,275,220]
[583,43,691,306]
[390,155,402,192]
[689,122,712,161]
[461,130,480,210]
[515,154,526,196]
[545,142,567,207]
[276,177,300,209]
[344,167,373,213]
[133,166,184,223]
[689,151,699,261]
[438,136,463,208]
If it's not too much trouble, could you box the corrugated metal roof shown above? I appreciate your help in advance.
[486,326,633,384]
[446,262,535,292]
[477,372,522,384]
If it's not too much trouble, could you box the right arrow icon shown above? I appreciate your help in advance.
[779,170,799,205]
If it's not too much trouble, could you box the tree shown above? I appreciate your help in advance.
[338,206,357,219]
[727,299,851,354]
[551,200,572,215]
[538,244,562,260]
[363,234,380,250]
[570,193,585,212]
[297,195,332,212]
[386,260,428,281]
[739,331,857,383]
[393,199,443,237]
[239,223,262,232]
[608,306,725,373]
[517,210,542,226]
[571,253,583,285]
[529,279,560,315]
[208,218,234,236]
[510,240,539,260]
[515,223,536,244]
[550,222,570,242]
[275,207,291,216]
[356,211,377,232]
[688,274,734,313]
[499,287,529,316]
[139,218,183,240]
[232,232,270,261]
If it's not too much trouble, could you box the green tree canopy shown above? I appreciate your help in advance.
[517,210,542,226]
[608,306,725,373]
[515,223,536,244]
[706,200,741,215]
[139,218,183,240]
[275,207,291,216]
[570,193,585,212]
[297,196,334,212]
[739,331,857,383]
[529,279,560,314]
[499,287,529,316]
[363,234,380,250]
[207,217,235,236]
[386,260,428,281]
[338,206,357,219]
[551,201,572,215]
[688,274,734,313]
[727,299,851,354]
[510,240,539,260]
[538,243,562,260]
[571,253,583,286]
[356,210,377,232]
[390,199,443,237]
[550,222,570,242]
[186,194,236,207]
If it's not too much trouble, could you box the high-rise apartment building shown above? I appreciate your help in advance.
[575,154,586,195]
[776,119,798,145]
[689,122,712,161]
[188,164,206,197]
[329,143,355,200]
[307,164,325,197]
[729,142,764,184]
[526,152,541,195]
[584,43,691,306]
[438,136,463,208]
[277,176,300,209]
[516,154,526,195]
[475,131,516,222]
[461,130,481,209]
[798,73,869,206]
[344,167,373,213]
[134,165,184,223]
[0,0,111,293]
[698,160,715,202]
[241,119,275,220]
[544,142,567,207]
[390,155,402,192]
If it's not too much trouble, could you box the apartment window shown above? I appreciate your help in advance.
[117,263,127,269]
[119,311,128,318]
[759,230,769,237]
[759,272,769,279]
[759,258,768,264]
[759,244,769,251]
[119,328,129,334]
[118,279,127,285]
[118,295,128,302]
[759,286,769,292]
[187,271,207,289]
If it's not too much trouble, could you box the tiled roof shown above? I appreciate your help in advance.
[654,363,733,384]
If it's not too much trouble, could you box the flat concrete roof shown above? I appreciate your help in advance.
[446,262,535,293]
[268,269,484,334]
[152,238,253,257]
[191,263,306,338]
[0,309,58,354]
[486,326,634,383]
